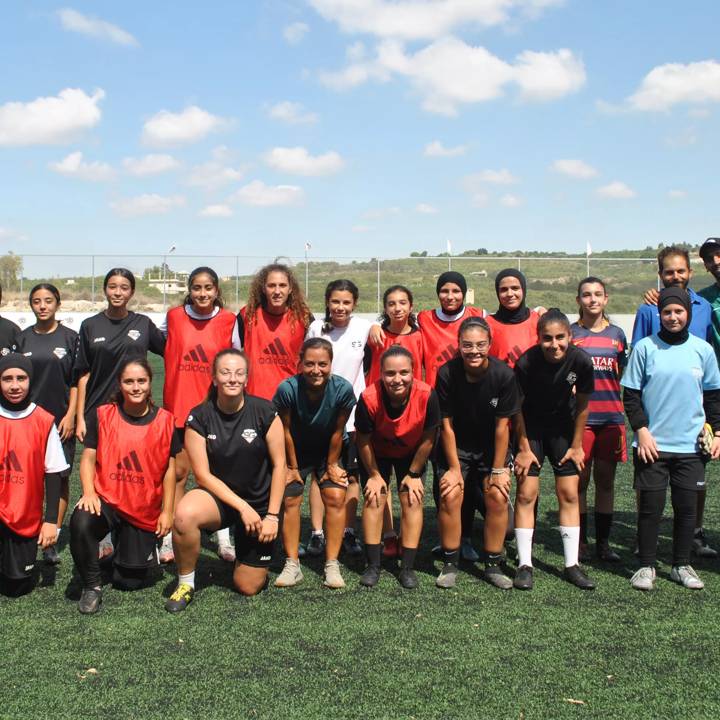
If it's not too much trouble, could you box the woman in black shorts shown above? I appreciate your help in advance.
[435,318,521,589]
[70,358,178,614]
[273,338,356,589]
[356,346,439,589]
[513,309,595,590]
[17,283,78,564]
[165,349,285,612]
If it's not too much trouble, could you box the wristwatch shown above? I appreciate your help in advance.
[407,469,423,479]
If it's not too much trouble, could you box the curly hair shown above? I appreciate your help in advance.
[244,263,311,330]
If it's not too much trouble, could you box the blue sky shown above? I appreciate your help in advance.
[2,0,720,273]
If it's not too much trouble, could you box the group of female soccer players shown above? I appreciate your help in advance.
[1,260,718,612]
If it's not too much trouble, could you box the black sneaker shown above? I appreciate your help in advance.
[342,531,363,557]
[513,565,534,590]
[564,564,596,590]
[165,582,195,613]
[360,565,381,588]
[398,568,418,589]
[306,533,326,557]
[43,545,61,565]
[78,587,102,614]
[596,543,620,562]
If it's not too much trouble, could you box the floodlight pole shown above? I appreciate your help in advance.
[162,245,176,312]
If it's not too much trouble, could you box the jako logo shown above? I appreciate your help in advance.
[260,339,289,365]
[110,451,145,484]
[93,337,106,343]
[180,345,211,372]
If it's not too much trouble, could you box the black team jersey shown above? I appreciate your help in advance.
[73,312,165,416]
[18,323,78,425]
[0,317,20,356]
[514,344,594,429]
[435,356,521,456]
[186,395,278,512]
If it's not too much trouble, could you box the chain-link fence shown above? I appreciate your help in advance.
[0,253,679,315]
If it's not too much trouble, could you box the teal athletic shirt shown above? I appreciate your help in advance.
[273,373,356,465]
[621,334,720,453]
[698,283,720,359]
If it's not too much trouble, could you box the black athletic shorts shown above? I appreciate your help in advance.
[633,450,707,492]
[100,501,158,570]
[204,491,273,568]
[434,450,508,510]
[283,445,352,498]
[359,456,426,494]
[525,425,578,478]
[174,427,185,446]
[61,437,76,477]
[0,521,38,580]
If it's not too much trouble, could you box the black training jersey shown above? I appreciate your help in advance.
[0,317,20,356]
[186,395,278,512]
[436,356,521,454]
[73,311,165,416]
[17,323,78,424]
[514,344,594,427]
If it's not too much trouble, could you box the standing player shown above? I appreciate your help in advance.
[237,263,312,401]
[165,350,285,612]
[160,266,240,564]
[0,283,20,356]
[306,280,371,557]
[513,310,596,590]
[0,355,67,597]
[73,268,165,559]
[273,338,356,589]
[70,358,178,614]
[435,318,521,589]
[17,284,78,564]
[571,277,627,562]
[485,269,540,368]
[622,287,720,590]
[356,347,440,589]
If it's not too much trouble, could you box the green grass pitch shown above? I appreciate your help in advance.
[2,358,720,720]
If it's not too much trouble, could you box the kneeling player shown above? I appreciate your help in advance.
[0,355,67,597]
[70,359,177,613]
[356,347,439,589]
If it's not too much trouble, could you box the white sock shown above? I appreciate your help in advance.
[694,527,702,535]
[178,571,195,589]
[515,528,534,567]
[100,532,112,547]
[560,526,580,567]
[344,527,355,536]
[56,527,61,540]
[312,529,324,538]
[216,527,232,547]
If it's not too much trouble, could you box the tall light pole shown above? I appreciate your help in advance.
[162,244,176,312]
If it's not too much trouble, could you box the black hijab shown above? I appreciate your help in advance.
[494,269,530,325]
[657,287,691,345]
[0,354,33,411]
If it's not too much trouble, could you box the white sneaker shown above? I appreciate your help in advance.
[630,566,656,591]
[217,543,236,563]
[323,560,346,589]
[98,534,114,560]
[670,565,704,590]
[274,558,304,587]
[159,535,174,564]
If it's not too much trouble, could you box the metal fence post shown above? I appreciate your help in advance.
[376,258,381,315]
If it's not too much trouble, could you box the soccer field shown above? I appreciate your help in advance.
[3,362,720,720]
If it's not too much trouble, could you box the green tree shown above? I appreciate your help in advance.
[0,253,22,291]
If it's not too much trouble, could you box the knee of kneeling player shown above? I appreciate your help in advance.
[234,572,265,596]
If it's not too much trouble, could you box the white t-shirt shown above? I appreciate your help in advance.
[307,315,371,431]
[0,403,69,473]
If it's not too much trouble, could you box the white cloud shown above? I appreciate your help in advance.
[110,194,186,217]
[57,8,138,46]
[142,106,226,147]
[49,151,115,181]
[0,88,104,146]
[320,38,584,115]
[268,101,319,125]
[466,169,518,185]
[627,60,720,112]
[308,0,563,40]
[0,227,28,243]
[667,189,688,199]
[264,146,344,176]
[233,180,304,207]
[500,193,523,207]
[199,204,233,218]
[284,22,309,44]
[424,140,467,157]
[186,148,247,190]
[416,203,438,214]
[122,154,180,176]
[470,192,489,208]
[596,181,636,200]
[551,158,598,179]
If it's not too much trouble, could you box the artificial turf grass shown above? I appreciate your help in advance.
[2,464,720,720]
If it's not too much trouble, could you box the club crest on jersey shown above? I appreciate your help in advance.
[490,397,499,408]
[53,347,67,359]
[127,330,141,341]
[242,428,257,444]
[1,348,10,356]
[566,371,577,384]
